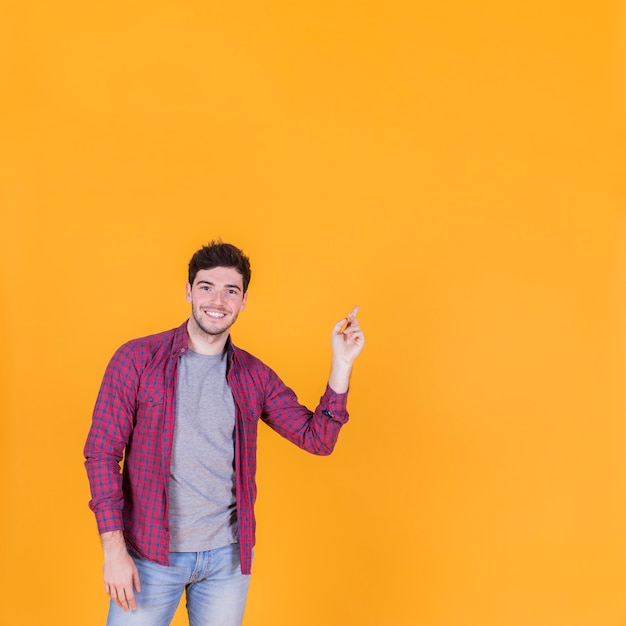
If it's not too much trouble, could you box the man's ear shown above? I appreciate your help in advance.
[185,283,192,303]
[240,292,248,310]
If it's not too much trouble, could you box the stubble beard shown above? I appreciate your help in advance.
[191,304,238,339]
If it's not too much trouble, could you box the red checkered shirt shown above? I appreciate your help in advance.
[84,321,349,575]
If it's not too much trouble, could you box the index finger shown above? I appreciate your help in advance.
[126,587,137,611]
[110,585,135,612]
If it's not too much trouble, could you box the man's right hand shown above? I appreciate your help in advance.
[101,531,141,612]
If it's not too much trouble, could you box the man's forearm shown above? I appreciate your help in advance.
[328,359,353,394]
[101,530,128,554]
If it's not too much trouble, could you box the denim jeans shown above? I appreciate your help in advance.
[106,544,250,626]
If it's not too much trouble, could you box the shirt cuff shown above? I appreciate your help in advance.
[95,509,124,535]
[321,384,349,424]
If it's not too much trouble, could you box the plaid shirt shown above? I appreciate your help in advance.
[84,321,349,575]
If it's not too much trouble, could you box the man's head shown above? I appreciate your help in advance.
[185,241,252,346]
[188,241,251,293]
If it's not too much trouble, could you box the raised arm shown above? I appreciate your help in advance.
[253,307,365,455]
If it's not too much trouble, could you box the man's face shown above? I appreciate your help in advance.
[186,266,248,339]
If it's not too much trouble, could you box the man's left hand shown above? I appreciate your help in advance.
[331,306,366,365]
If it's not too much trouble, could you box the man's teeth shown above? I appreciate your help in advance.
[206,311,226,318]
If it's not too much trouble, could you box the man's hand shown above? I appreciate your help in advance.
[331,306,365,365]
[101,531,141,612]
[329,307,365,393]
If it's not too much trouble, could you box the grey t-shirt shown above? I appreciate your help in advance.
[168,348,238,551]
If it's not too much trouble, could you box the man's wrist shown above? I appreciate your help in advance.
[328,359,353,394]
[101,530,127,554]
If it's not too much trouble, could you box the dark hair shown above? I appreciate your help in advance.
[188,241,252,292]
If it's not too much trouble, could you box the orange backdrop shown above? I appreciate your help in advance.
[1,1,625,625]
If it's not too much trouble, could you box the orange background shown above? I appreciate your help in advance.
[1,1,625,625]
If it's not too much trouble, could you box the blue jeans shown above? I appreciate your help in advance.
[106,544,250,626]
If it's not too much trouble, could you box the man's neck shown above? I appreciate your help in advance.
[186,321,229,355]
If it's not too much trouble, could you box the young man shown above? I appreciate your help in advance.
[84,241,365,626]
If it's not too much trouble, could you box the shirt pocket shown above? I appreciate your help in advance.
[137,387,165,407]
[240,397,262,422]
[135,387,166,428]
[133,387,165,438]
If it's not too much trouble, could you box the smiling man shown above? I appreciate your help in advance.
[84,241,365,626]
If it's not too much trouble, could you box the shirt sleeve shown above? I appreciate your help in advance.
[84,343,139,534]
[261,369,349,456]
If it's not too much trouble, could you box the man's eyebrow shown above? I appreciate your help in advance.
[196,280,241,291]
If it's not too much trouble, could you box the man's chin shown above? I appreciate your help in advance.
[191,310,239,338]
[199,323,230,337]
[203,317,239,336]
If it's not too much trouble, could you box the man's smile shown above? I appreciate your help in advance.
[203,309,228,319]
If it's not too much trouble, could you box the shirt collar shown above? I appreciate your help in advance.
[170,320,237,363]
